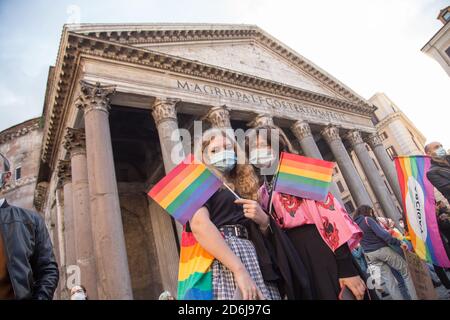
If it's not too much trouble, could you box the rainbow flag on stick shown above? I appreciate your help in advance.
[395,156,450,268]
[274,152,334,202]
[148,154,222,225]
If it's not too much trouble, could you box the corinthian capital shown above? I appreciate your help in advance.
[205,105,231,128]
[365,133,383,149]
[321,125,341,144]
[64,128,86,156]
[151,97,179,125]
[75,80,116,115]
[291,120,312,140]
[57,159,72,187]
[345,130,364,147]
[247,114,274,128]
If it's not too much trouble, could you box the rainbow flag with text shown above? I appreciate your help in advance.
[395,156,450,267]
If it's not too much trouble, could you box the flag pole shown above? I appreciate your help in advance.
[222,181,241,200]
[268,152,283,216]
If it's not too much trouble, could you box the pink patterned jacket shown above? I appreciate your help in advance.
[258,184,362,252]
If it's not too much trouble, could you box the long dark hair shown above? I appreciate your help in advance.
[353,205,374,219]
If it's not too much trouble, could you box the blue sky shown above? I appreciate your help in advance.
[1,0,449,146]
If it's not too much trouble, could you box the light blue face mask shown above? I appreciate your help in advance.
[209,149,236,173]
[249,148,275,168]
[435,147,447,158]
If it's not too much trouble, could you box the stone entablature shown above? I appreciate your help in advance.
[40,24,376,165]
[0,118,41,144]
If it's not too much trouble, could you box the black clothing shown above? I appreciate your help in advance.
[261,175,360,300]
[203,188,247,228]
[261,219,313,299]
[286,224,359,299]
[427,156,450,203]
[200,188,313,299]
[0,200,59,300]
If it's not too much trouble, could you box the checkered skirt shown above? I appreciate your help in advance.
[211,235,281,300]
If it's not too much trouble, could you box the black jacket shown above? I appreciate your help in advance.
[0,200,59,299]
[427,156,450,203]
[247,219,313,300]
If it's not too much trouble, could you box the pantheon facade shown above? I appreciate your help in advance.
[34,23,404,299]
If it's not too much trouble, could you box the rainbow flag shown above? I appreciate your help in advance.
[395,156,450,268]
[148,154,222,225]
[274,152,334,202]
[177,229,214,300]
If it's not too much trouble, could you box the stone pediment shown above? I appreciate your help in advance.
[40,23,376,166]
[138,41,339,98]
[69,23,367,104]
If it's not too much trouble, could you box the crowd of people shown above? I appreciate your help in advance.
[0,126,449,300]
[180,127,450,300]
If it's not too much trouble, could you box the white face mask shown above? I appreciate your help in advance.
[208,149,236,173]
[71,292,87,300]
[435,147,447,158]
[249,148,275,168]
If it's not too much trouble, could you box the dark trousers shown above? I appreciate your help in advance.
[434,265,450,289]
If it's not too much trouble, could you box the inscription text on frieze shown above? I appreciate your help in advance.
[176,80,347,123]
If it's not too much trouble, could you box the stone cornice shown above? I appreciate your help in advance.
[376,112,402,130]
[33,181,49,212]
[41,26,376,165]
[375,111,426,144]
[2,176,38,193]
[0,117,41,144]
[74,24,369,105]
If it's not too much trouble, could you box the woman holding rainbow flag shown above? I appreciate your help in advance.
[181,128,281,300]
[247,125,368,300]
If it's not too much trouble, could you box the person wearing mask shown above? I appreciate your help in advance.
[425,142,450,203]
[353,205,417,300]
[0,153,59,299]
[248,125,367,300]
[187,128,281,300]
[70,285,88,300]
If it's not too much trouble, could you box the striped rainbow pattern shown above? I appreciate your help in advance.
[177,229,214,300]
[148,154,222,225]
[395,156,450,267]
[274,152,334,202]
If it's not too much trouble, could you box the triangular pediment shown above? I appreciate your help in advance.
[137,40,340,98]
[68,23,367,104]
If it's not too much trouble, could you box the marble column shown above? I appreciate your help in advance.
[346,130,401,222]
[56,160,76,293]
[76,80,133,299]
[64,127,98,299]
[291,120,343,204]
[321,125,373,207]
[54,188,67,299]
[151,98,185,171]
[205,105,232,128]
[366,133,402,204]
[150,97,185,296]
